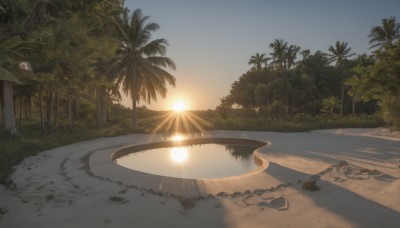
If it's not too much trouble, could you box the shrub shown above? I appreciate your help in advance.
[302,180,320,191]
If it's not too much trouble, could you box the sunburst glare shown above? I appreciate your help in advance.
[172,100,186,112]
[148,99,212,140]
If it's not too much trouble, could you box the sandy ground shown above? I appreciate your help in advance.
[0,128,399,228]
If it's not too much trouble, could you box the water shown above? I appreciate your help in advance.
[115,143,259,179]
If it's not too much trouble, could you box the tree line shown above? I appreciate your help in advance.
[218,17,400,130]
[0,0,176,136]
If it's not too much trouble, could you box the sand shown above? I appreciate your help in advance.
[0,128,399,228]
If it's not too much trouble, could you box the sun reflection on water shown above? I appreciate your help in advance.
[170,147,188,163]
[171,134,185,141]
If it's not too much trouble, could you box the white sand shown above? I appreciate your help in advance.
[1,128,399,228]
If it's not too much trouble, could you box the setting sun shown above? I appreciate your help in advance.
[172,100,187,112]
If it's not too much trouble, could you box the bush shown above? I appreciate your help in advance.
[381,96,400,130]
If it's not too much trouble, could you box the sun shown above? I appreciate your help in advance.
[172,100,187,112]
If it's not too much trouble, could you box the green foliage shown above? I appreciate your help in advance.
[212,115,384,132]
[321,96,339,115]
[368,17,400,50]
[248,53,269,71]
[381,96,400,130]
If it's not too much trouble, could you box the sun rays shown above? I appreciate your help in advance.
[150,110,211,135]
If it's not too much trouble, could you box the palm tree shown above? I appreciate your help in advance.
[248,53,268,71]
[269,39,288,72]
[92,57,122,126]
[286,45,301,70]
[326,41,355,116]
[113,9,176,130]
[300,49,311,61]
[368,17,400,50]
[326,41,355,66]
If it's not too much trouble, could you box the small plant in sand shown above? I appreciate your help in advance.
[179,198,195,209]
[302,180,320,191]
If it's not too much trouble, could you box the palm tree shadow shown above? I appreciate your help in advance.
[265,162,400,227]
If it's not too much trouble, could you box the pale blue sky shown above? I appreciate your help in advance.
[122,0,400,110]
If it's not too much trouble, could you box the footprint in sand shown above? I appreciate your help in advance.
[257,197,289,210]
[368,170,397,182]
[107,196,129,204]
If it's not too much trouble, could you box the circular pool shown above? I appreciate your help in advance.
[112,138,268,179]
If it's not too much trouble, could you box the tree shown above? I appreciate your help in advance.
[300,49,311,61]
[299,51,336,115]
[326,41,356,116]
[92,58,121,126]
[286,45,301,70]
[269,39,288,72]
[248,53,268,71]
[345,55,377,116]
[113,9,176,130]
[368,40,400,129]
[344,73,368,116]
[0,36,38,136]
[368,17,400,50]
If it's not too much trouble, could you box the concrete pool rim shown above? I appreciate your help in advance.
[89,137,271,196]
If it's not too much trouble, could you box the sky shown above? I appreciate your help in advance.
[122,0,400,111]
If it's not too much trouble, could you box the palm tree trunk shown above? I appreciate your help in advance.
[47,91,55,131]
[340,85,344,116]
[68,95,74,131]
[3,81,17,136]
[19,96,23,130]
[24,95,29,120]
[95,86,107,126]
[340,72,345,116]
[39,88,45,133]
[102,97,107,125]
[131,93,137,131]
[54,92,59,128]
[0,96,2,125]
[73,98,79,121]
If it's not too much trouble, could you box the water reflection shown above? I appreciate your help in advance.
[225,145,255,160]
[116,143,259,179]
[170,147,188,163]
[163,131,203,141]
[170,134,185,141]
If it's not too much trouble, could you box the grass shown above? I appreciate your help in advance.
[212,115,385,132]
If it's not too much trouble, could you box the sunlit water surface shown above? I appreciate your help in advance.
[115,144,259,179]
